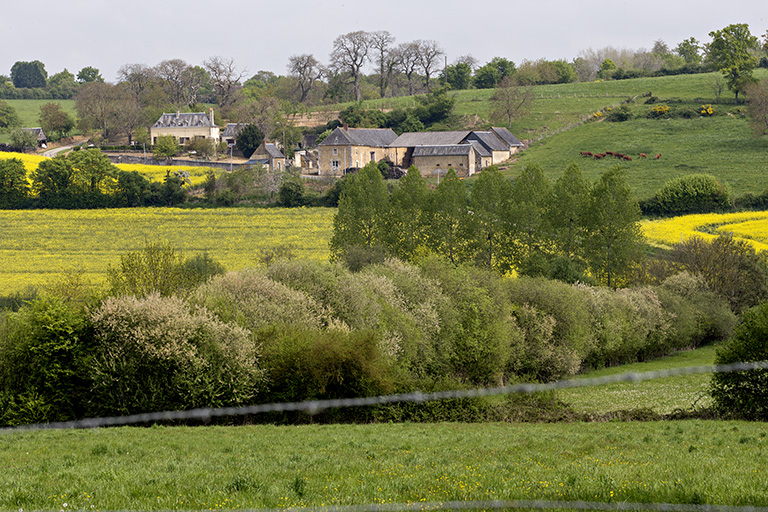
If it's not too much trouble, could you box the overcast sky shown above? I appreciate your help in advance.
[2,0,765,83]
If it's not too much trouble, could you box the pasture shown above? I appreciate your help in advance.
[0,207,334,294]
[3,418,768,510]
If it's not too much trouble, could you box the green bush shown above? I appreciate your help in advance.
[259,325,396,404]
[711,300,768,420]
[607,104,634,122]
[0,296,90,425]
[88,293,262,415]
[278,180,306,207]
[192,268,331,333]
[650,174,733,215]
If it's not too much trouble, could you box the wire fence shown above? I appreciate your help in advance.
[4,359,768,512]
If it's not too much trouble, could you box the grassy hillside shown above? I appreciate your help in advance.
[0,99,77,143]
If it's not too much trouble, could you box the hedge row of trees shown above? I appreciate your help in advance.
[331,162,644,287]
[0,149,186,209]
[0,244,742,426]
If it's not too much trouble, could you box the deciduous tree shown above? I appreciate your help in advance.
[489,76,534,129]
[415,39,444,90]
[0,157,30,208]
[583,166,644,288]
[369,31,396,98]
[38,102,75,140]
[0,100,20,128]
[330,31,372,102]
[235,124,264,159]
[10,60,47,88]
[745,78,768,136]
[330,162,390,258]
[706,23,759,104]
[287,54,322,103]
[204,56,245,107]
[76,66,104,83]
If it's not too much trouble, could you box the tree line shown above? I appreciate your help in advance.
[331,161,644,288]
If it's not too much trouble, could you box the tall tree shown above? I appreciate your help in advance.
[385,166,430,260]
[510,163,551,273]
[117,63,157,100]
[0,158,30,208]
[425,169,469,264]
[369,30,396,98]
[443,62,472,90]
[287,54,321,103]
[330,31,372,102]
[39,102,75,140]
[329,162,390,257]
[489,76,534,129]
[415,40,444,91]
[395,41,421,96]
[75,82,124,138]
[583,167,644,288]
[745,78,768,136]
[204,56,245,107]
[77,66,104,83]
[0,100,20,128]
[546,163,590,259]
[10,60,47,88]
[676,37,702,65]
[154,59,191,105]
[706,23,759,104]
[468,166,514,273]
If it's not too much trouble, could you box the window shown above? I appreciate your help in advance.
[333,148,338,156]
[332,160,340,169]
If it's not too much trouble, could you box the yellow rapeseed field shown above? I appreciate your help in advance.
[0,207,335,294]
[642,211,768,252]
[0,152,214,186]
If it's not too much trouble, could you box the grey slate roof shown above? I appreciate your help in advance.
[222,123,246,138]
[153,112,215,128]
[490,127,524,147]
[464,131,509,152]
[319,127,397,147]
[22,127,47,141]
[390,131,470,147]
[264,143,285,159]
[467,140,492,157]
[412,144,474,157]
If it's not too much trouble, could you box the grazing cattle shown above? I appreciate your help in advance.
[580,151,594,157]
[639,153,647,158]
[655,154,662,159]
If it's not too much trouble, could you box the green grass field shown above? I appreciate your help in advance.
[0,207,335,295]
[3,417,767,509]
[557,345,718,414]
[3,99,77,127]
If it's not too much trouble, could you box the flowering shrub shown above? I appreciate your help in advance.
[648,104,670,118]
[700,104,715,117]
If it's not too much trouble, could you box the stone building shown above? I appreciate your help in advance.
[317,127,397,176]
[150,108,220,146]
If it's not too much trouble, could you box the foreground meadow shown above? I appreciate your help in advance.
[0,207,334,294]
[2,420,767,510]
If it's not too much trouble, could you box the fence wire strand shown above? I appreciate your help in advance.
[5,361,768,512]
[3,360,767,433]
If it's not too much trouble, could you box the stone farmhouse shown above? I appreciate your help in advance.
[150,108,220,146]
[246,141,287,172]
[318,127,398,176]
[318,126,523,177]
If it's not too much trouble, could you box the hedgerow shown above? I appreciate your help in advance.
[0,253,743,426]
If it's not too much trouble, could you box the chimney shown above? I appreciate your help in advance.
[209,108,215,125]
[343,123,349,132]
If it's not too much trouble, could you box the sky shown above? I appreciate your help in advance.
[1,0,766,83]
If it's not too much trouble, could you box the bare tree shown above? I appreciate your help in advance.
[369,30,396,98]
[117,63,157,100]
[489,76,534,129]
[204,56,246,107]
[330,30,372,102]
[287,54,321,103]
[455,54,479,70]
[154,59,190,105]
[745,79,768,136]
[415,40,444,90]
[395,41,420,95]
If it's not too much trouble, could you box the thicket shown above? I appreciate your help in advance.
[0,247,739,426]
[0,148,187,209]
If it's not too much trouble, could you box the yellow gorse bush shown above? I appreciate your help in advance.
[642,211,768,252]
